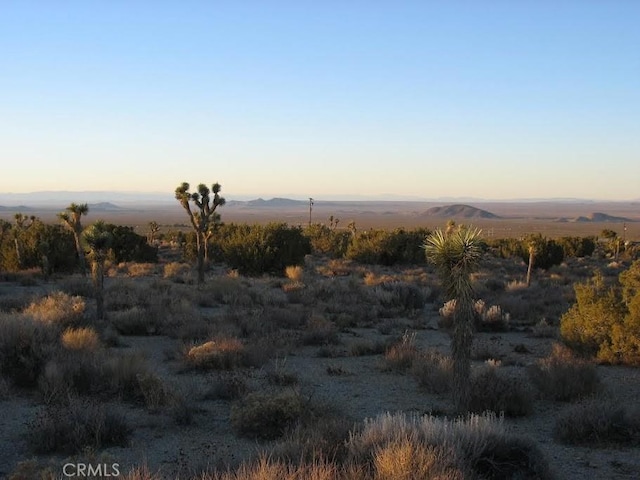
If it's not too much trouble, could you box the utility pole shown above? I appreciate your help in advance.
[308,198,314,226]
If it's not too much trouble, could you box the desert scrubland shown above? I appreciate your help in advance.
[0,200,639,480]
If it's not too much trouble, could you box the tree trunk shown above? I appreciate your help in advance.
[74,233,87,276]
[452,296,474,413]
[196,232,205,285]
[526,248,535,287]
[92,260,105,320]
[14,238,22,269]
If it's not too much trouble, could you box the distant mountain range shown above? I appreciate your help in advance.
[227,197,308,208]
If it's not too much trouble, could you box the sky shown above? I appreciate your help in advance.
[1,1,639,201]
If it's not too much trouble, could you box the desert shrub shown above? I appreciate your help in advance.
[554,397,640,445]
[109,306,159,335]
[469,366,533,417]
[58,275,94,297]
[213,223,311,276]
[347,412,553,480]
[230,390,305,440]
[373,281,426,313]
[60,327,100,351]
[350,339,388,356]
[163,261,192,281]
[557,236,597,258]
[473,300,510,332]
[185,337,248,370]
[125,262,158,277]
[345,228,430,266]
[382,331,419,372]
[103,224,158,263]
[285,265,304,282]
[23,291,85,326]
[561,265,640,365]
[205,373,249,400]
[489,235,564,270]
[28,397,130,454]
[304,223,351,258]
[0,313,58,388]
[301,315,339,346]
[531,318,557,338]
[527,343,601,401]
[411,349,453,394]
[267,358,299,386]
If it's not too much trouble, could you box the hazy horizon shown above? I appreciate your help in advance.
[2,3,639,200]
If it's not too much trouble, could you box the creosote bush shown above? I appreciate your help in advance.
[469,366,533,417]
[527,343,601,401]
[28,397,130,454]
[230,390,305,440]
[554,397,640,445]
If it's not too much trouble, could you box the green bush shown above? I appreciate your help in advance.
[489,234,564,270]
[561,263,640,365]
[346,228,430,265]
[104,224,158,263]
[557,236,597,258]
[213,223,311,276]
[304,223,351,258]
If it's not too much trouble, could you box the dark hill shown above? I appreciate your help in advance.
[420,204,500,219]
[573,212,633,223]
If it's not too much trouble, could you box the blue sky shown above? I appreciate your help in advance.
[1,1,638,200]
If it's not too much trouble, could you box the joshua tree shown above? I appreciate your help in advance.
[425,226,483,413]
[83,221,113,321]
[13,213,36,268]
[175,182,225,284]
[58,203,89,274]
[147,221,160,245]
[526,241,537,287]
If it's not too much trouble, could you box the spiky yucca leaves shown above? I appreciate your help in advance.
[175,182,225,284]
[58,203,89,274]
[425,226,483,413]
[83,221,113,321]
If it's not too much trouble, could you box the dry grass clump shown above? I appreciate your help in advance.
[469,366,534,417]
[347,412,552,480]
[124,262,158,277]
[61,327,101,351]
[302,315,340,346]
[0,313,58,388]
[527,343,601,401]
[554,397,640,445]
[185,337,248,370]
[0,292,36,312]
[382,331,419,372]
[109,306,158,335]
[267,357,299,386]
[23,291,85,326]
[350,339,388,357]
[163,262,193,282]
[230,390,305,440]
[285,265,304,282]
[530,318,557,338]
[411,349,453,394]
[27,397,130,454]
[474,300,510,332]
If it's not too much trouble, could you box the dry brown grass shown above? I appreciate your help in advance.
[382,331,419,372]
[23,291,85,326]
[61,327,101,351]
[285,265,304,282]
[528,343,602,401]
[185,337,248,370]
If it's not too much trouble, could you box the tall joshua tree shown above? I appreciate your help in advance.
[58,203,89,274]
[83,221,113,321]
[425,226,483,413]
[175,182,225,284]
[13,213,36,268]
